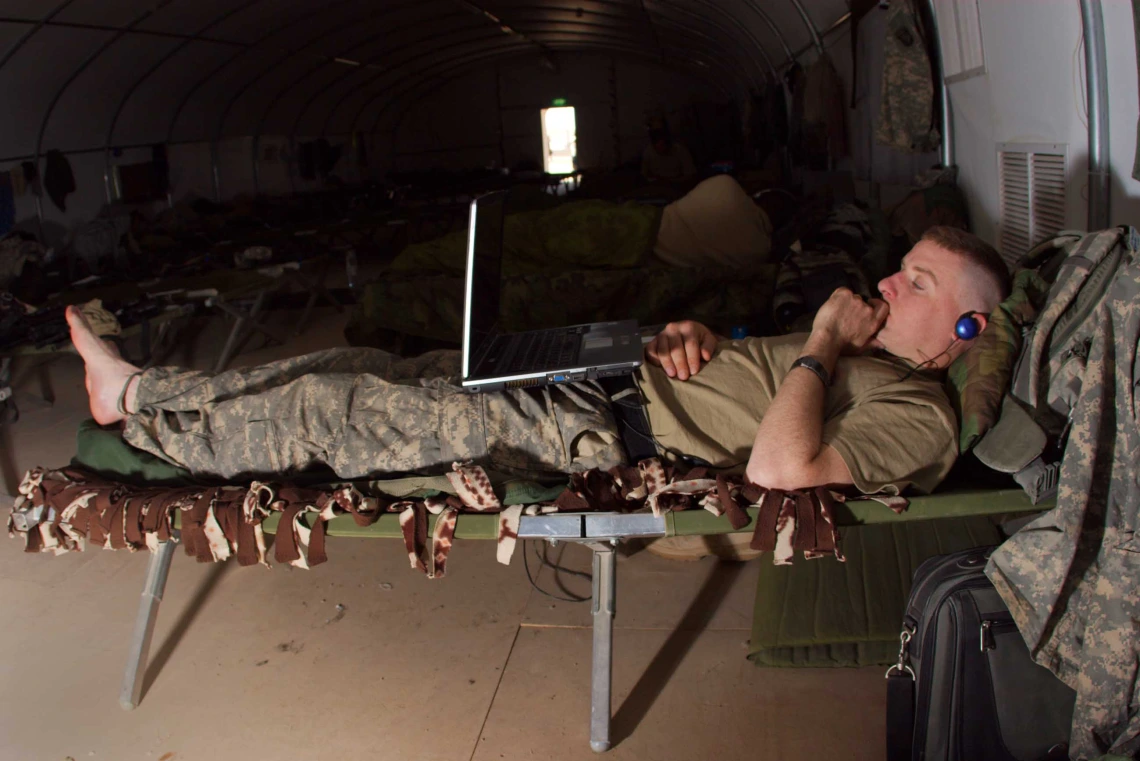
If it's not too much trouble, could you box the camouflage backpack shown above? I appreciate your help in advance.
[973,227,1137,502]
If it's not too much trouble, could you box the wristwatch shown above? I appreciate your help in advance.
[790,355,832,387]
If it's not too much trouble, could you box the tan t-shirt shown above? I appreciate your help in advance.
[635,333,958,495]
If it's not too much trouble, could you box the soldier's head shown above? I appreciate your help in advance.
[874,226,1010,368]
[648,128,670,154]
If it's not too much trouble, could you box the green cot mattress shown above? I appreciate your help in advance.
[747,516,1007,668]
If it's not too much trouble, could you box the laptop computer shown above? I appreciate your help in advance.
[461,190,643,393]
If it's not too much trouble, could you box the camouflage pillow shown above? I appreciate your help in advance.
[946,269,1049,453]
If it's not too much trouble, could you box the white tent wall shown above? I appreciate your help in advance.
[386,53,723,174]
[0,136,308,249]
[215,136,256,199]
[945,0,1140,244]
[166,142,216,205]
[251,136,297,196]
[0,148,158,248]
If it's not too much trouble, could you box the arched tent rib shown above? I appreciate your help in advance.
[252,18,504,192]
[0,0,872,223]
[354,31,750,140]
[239,8,494,192]
[361,40,739,140]
[340,15,757,142]
[305,2,756,140]
[377,45,736,163]
[236,0,762,191]
[788,0,825,56]
[32,0,181,238]
[211,2,436,147]
[645,0,774,82]
[285,19,520,140]
[162,0,373,145]
[1080,0,1108,227]
[737,0,795,63]
[0,0,80,72]
[355,33,747,141]
[101,0,265,203]
[1,0,856,155]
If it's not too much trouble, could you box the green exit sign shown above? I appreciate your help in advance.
[551,98,567,107]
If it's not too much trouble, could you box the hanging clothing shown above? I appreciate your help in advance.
[768,81,789,147]
[749,84,790,162]
[786,63,807,166]
[0,171,14,237]
[851,4,940,184]
[20,160,40,197]
[10,165,26,196]
[801,52,849,163]
[152,144,169,196]
[1132,0,1140,180]
[117,163,157,203]
[876,0,940,154]
[848,0,882,108]
[43,150,76,212]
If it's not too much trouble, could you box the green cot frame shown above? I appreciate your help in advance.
[118,486,1048,753]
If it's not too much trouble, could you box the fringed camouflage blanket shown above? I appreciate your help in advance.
[8,459,907,578]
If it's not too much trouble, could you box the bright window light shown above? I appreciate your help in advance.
[541,106,576,174]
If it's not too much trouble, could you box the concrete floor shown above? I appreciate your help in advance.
[0,294,888,761]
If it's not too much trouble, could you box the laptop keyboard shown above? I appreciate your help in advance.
[499,328,581,374]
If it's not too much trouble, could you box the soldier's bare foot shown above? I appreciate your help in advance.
[66,305,141,425]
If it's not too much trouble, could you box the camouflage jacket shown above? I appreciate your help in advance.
[986,247,1140,759]
[876,0,940,154]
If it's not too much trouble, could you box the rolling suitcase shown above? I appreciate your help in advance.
[886,546,1076,761]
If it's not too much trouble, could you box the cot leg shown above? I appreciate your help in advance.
[241,290,289,344]
[119,539,177,710]
[213,299,252,374]
[590,544,616,753]
[294,287,320,337]
[212,289,281,373]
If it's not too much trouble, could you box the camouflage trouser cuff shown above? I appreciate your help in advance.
[117,371,144,416]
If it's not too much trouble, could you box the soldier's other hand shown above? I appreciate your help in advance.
[811,289,889,355]
[645,320,718,380]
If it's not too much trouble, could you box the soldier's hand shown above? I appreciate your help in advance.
[811,288,889,355]
[645,320,719,380]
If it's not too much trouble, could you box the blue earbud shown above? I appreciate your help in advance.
[954,312,983,341]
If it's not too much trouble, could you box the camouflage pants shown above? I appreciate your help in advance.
[123,348,624,480]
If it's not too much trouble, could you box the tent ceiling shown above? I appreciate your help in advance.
[0,0,849,162]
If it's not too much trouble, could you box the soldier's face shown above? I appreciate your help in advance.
[874,241,971,367]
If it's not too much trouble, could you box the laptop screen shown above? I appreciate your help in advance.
[461,191,507,379]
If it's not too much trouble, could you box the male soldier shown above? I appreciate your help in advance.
[640,128,697,184]
[67,226,1008,495]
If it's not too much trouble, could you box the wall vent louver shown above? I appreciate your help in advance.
[997,143,1067,267]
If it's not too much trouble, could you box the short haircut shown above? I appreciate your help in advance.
[920,225,1011,305]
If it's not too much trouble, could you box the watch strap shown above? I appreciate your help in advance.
[790,355,832,387]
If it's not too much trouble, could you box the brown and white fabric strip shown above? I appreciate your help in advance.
[9,459,907,575]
